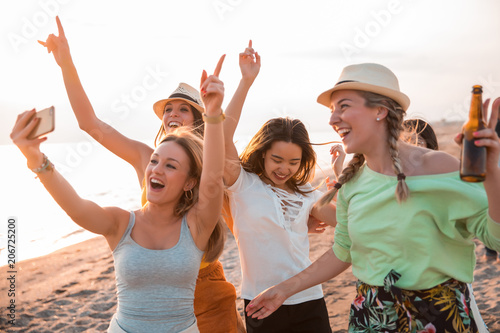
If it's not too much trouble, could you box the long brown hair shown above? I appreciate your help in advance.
[159,128,225,262]
[240,117,316,195]
[319,90,409,205]
[154,105,204,147]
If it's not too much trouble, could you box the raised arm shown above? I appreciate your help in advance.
[223,40,261,186]
[246,248,351,319]
[10,110,128,249]
[39,16,152,184]
[189,56,226,248]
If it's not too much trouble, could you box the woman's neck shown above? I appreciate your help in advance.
[141,201,179,226]
[363,140,400,176]
[260,175,295,194]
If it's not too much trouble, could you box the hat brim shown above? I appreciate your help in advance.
[153,97,204,120]
[317,82,410,111]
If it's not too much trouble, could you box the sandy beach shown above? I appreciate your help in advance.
[1,121,499,332]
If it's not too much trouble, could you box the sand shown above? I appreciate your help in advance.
[1,121,499,332]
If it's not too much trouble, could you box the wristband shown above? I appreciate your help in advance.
[31,153,54,175]
[202,111,225,124]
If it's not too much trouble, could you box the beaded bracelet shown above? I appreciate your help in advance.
[202,112,225,124]
[31,153,54,175]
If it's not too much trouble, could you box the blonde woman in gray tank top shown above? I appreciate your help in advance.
[10,56,227,333]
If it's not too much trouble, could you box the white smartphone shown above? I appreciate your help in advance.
[28,106,55,139]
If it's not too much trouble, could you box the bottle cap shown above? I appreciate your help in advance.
[472,85,483,93]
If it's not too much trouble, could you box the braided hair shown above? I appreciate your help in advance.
[318,90,408,206]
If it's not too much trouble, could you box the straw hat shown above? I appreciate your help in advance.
[153,83,204,119]
[317,63,410,111]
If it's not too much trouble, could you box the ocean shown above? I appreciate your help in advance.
[0,131,339,266]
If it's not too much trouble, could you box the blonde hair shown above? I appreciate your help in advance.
[319,91,409,206]
[159,128,225,262]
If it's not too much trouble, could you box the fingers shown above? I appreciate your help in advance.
[200,70,208,93]
[454,132,464,145]
[201,54,225,96]
[255,51,261,65]
[473,128,499,142]
[248,39,252,48]
[11,109,39,142]
[245,299,262,317]
[213,54,225,77]
[488,97,500,129]
[56,16,65,37]
[250,306,272,320]
[330,144,344,155]
[483,98,490,123]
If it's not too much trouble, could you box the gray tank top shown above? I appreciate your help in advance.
[111,211,204,333]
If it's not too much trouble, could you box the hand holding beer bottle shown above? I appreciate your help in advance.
[459,86,500,182]
[460,85,487,182]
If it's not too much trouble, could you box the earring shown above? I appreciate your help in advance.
[185,189,194,201]
[376,117,380,122]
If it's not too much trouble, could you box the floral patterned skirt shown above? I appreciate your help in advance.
[348,270,480,333]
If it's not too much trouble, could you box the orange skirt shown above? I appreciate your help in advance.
[194,260,245,333]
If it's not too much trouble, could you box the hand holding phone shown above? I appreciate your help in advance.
[28,106,55,139]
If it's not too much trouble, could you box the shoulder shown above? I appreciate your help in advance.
[421,149,459,174]
[102,207,132,249]
[400,143,459,175]
[227,166,262,191]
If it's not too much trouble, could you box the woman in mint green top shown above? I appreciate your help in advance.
[246,63,500,332]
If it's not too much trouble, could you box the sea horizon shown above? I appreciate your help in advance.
[0,130,339,266]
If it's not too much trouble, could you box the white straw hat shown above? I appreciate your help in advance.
[153,83,204,119]
[317,63,410,111]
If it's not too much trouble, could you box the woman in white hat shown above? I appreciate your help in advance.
[246,63,500,332]
[38,16,243,333]
[11,60,226,333]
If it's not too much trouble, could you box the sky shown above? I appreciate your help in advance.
[1,0,500,146]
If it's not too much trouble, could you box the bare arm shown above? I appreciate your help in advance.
[246,248,351,319]
[311,201,337,227]
[189,56,226,249]
[39,16,153,184]
[223,40,261,186]
[10,110,128,248]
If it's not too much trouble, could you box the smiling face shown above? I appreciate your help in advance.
[328,90,385,155]
[145,141,196,205]
[162,100,196,133]
[261,141,303,190]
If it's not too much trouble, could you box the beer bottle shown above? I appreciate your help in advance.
[460,85,486,182]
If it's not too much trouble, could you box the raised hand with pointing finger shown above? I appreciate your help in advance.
[38,16,73,69]
[200,55,226,119]
[239,40,261,84]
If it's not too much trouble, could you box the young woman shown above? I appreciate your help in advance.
[222,43,336,332]
[38,17,243,332]
[246,63,500,332]
[10,60,226,332]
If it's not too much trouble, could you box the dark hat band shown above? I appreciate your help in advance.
[168,93,201,106]
[335,80,357,86]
